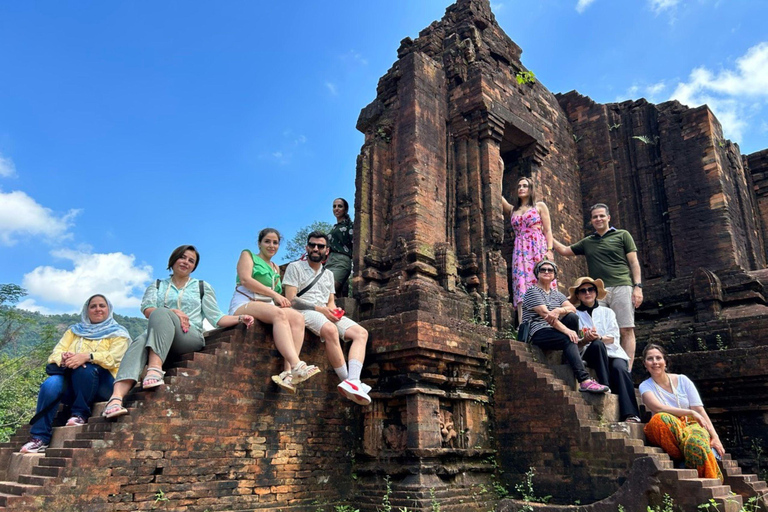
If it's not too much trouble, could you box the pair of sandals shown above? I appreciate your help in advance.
[103,367,166,419]
[271,361,320,394]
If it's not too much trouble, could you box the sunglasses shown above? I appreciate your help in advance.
[308,243,327,249]
[578,287,597,294]
[538,268,555,274]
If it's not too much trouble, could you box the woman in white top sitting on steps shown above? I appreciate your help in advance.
[639,343,724,480]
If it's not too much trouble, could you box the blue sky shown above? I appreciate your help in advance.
[1,0,766,317]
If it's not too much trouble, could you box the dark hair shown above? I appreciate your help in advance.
[306,231,329,244]
[590,203,610,217]
[514,177,538,210]
[167,245,200,271]
[642,343,669,369]
[333,198,351,223]
[258,228,281,243]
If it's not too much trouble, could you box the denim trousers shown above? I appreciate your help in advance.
[30,363,114,443]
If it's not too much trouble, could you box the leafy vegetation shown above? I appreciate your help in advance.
[284,220,334,261]
[0,283,147,443]
[515,70,536,85]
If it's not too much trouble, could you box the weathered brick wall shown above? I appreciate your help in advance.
[556,92,766,281]
[747,148,768,259]
[355,0,585,329]
[493,339,638,504]
[5,324,360,511]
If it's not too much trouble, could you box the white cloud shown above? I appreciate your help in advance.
[491,2,504,12]
[0,154,16,178]
[0,189,79,245]
[325,81,338,96]
[22,249,153,311]
[649,0,680,14]
[576,0,597,13]
[646,80,666,97]
[669,42,768,142]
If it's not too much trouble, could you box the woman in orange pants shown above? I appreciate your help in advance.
[639,344,724,480]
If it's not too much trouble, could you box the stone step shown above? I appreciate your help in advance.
[679,478,722,488]
[62,440,93,449]
[5,454,43,482]
[699,485,733,498]
[712,494,743,512]
[0,480,38,496]
[30,464,61,478]
[17,474,53,487]
[37,457,69,468]
[660,468,699,480]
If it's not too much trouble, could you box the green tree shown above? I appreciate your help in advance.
[0,284,57,442]
[0,284,31,354]
[284,221,334,261]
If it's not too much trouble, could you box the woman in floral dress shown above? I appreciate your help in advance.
[502,176,555,322]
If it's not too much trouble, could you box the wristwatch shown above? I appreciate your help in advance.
[633,283,643,288]
[89,353,94,362]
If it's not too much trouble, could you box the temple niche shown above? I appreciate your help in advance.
[353,0,768,510]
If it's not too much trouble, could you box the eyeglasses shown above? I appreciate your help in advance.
[538,268,555,274]
[578,287,597,294]
[308,243,326,249]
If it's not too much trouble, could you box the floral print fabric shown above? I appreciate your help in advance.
[511,207,555,307]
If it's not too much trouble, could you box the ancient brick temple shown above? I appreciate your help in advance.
[353,0,768,510]
[1,0,768,511]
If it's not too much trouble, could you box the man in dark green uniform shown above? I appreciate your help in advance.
[554,203,643,369]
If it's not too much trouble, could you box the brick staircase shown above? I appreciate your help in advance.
[497,339,768,512]
[0,339,233,510]
[0,323,360,511]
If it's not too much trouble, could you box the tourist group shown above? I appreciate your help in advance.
[19,182,724,481]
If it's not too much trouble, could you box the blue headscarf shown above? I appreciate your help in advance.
[69,294,131,341]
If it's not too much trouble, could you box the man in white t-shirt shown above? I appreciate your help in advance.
[283,231,371,406]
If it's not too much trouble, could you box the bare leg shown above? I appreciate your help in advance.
[620,327,636,370]
[286,308,306,372]
[234,303,301,368]
[517,304,523,325]
[147,349,163,370]
[110,379,134,402]
[344,325,368,364]
[320,323,345,369]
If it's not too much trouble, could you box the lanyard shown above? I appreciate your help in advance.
[163,279,189,310]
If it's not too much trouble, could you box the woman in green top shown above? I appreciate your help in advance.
[326,198,353,296]
[229,228,320,392]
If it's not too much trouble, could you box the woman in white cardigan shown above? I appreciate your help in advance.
[568,277,641,423]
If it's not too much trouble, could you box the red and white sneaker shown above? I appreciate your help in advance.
[338,379,372,406]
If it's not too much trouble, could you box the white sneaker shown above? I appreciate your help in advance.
[360,382,372,394]
[337,379,371,406]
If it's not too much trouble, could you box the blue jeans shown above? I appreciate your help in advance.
[30,363,114,443]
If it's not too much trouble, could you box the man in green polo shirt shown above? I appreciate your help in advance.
[554,203,643,369]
